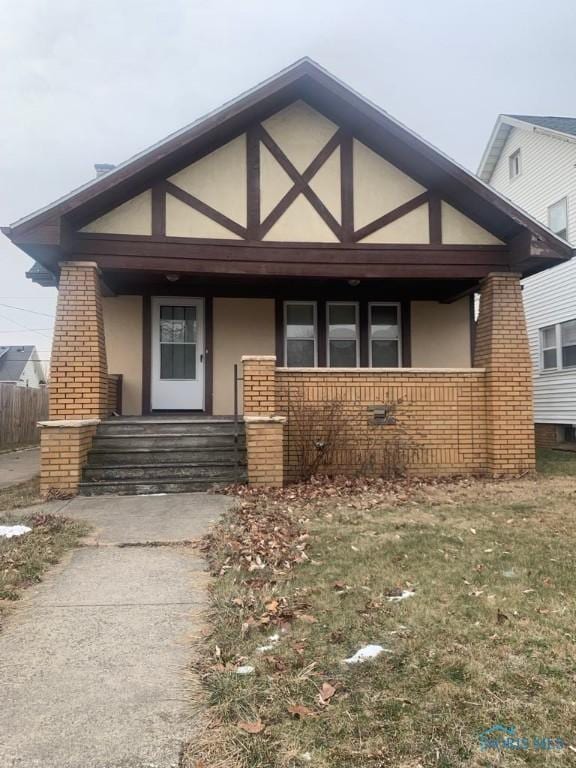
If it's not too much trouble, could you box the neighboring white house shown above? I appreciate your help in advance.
[479,115,576,446]
[0,346,46,388]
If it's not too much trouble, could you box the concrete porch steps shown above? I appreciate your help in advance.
[80,416,247,496]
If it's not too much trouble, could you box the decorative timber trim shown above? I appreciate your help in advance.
[353,192,429,243]
[164,180,248,239]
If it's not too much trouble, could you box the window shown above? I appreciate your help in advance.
[159,305,197,379]
[369,303,401,366]
[539,319,576,371]
[548,197,568,240]
[540,325,557,370]
[508,149,521,180]
[284,302,317,367]
[327,303,359,367]
[561,319,576,367]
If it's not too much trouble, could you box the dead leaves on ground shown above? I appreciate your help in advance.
[237,719,265,734]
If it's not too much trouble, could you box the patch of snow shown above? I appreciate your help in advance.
[387,589,416,602]
[0,525,32,539]
[256,633,280,653]
[236,665,255,675]
[344,644,390,664]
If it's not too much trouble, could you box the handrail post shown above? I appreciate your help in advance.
[233,364,239,469]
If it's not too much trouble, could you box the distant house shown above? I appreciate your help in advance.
[0,346,46,388]
[479,115,576,447]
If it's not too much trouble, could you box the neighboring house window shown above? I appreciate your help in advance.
[369,303,401,366]
[548,197,568,239]
[284,302,317,367]
[540,325,557,369]
[508,149,521,180]
[540,319,576,370]
[327,303,359,367]
[561,319,576,367]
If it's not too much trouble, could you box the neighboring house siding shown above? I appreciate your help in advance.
[489,126,576,426]
[490,127,576,238]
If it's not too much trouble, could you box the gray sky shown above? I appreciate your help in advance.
[1,0,575,360]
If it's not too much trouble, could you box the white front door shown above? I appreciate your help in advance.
[151,297,205,410]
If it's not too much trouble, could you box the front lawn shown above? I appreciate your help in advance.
[0,510,88,628]
[188,471,576,767]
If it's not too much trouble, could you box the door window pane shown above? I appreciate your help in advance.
[159,305,197,379]
[370,305,400,366]
[285,303,316,366]
[327,303,358,366]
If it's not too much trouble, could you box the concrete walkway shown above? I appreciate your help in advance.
[0,447,39,489]
[0,492,232,768]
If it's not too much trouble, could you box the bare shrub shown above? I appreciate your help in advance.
[288,397,346,481]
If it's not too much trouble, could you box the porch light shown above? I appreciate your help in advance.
[165,273,180,282]
[348,279,360,287]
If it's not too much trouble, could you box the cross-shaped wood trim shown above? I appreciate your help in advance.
[258,127,343,240]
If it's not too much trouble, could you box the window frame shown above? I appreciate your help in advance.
[539,319,576,372]
[283,301,318,368]
[508,149,522,180]
[547,197,569,240]
[368,302,403,368]
[326,301,360,368]
[540,324,559,371]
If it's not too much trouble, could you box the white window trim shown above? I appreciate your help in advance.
[368,302,402,367]
[284,301,318,367]
[508,149,522,181]
[547,196,569,240]
[539,319,576,372]
[326,301,360,367]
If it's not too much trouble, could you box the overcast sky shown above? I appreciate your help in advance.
[1,0,575,360]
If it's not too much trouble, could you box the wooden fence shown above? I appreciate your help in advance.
[0,384,49,450]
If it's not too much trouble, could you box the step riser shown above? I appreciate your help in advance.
[97,423,244,436]
[87,449,245,466]
[84,465,245,481]
[79,479,241,496]
[92,436,245,450]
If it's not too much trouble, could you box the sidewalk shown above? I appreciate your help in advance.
[0,447,39,489]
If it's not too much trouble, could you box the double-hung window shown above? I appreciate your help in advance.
[327,303,359,366]
[540,319,576,370]
[548,197,568,240]
[369,303,401,366]
[284,302,317,367]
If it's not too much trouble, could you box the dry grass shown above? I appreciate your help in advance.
[0,477,41,513]
[0,508,88,628]
[187,454,576,767]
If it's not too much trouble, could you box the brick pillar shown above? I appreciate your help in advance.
[242,356,276,416]
[242,356,284,486]
[50,261,108,420]
[474,273,535,474]
[39,421,100,497]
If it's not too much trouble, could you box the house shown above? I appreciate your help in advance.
[479,115,576,448]
[2,60,572,496]
[0,346,46,388]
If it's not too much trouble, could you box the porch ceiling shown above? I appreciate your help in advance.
[99,270,477,302]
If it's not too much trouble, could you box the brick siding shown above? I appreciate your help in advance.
[39,421,99,496]
[534,423,559,449]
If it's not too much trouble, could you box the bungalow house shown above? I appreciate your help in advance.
[2,59,572,496]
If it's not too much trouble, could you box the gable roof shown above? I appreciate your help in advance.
[0,346,35,382]
[3,59,573,274]
[479,113,576,182]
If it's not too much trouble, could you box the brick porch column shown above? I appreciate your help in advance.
[40,261,108,497]
[474,272,535,475]
[242,356,285,486]
[49,261,108,419]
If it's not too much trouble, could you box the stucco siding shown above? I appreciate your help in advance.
[411,299,471,367]
[213,298,276,414]
[102,296,143,415]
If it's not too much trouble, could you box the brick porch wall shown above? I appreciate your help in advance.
[39,421,99,496]
[242,272,536,485]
